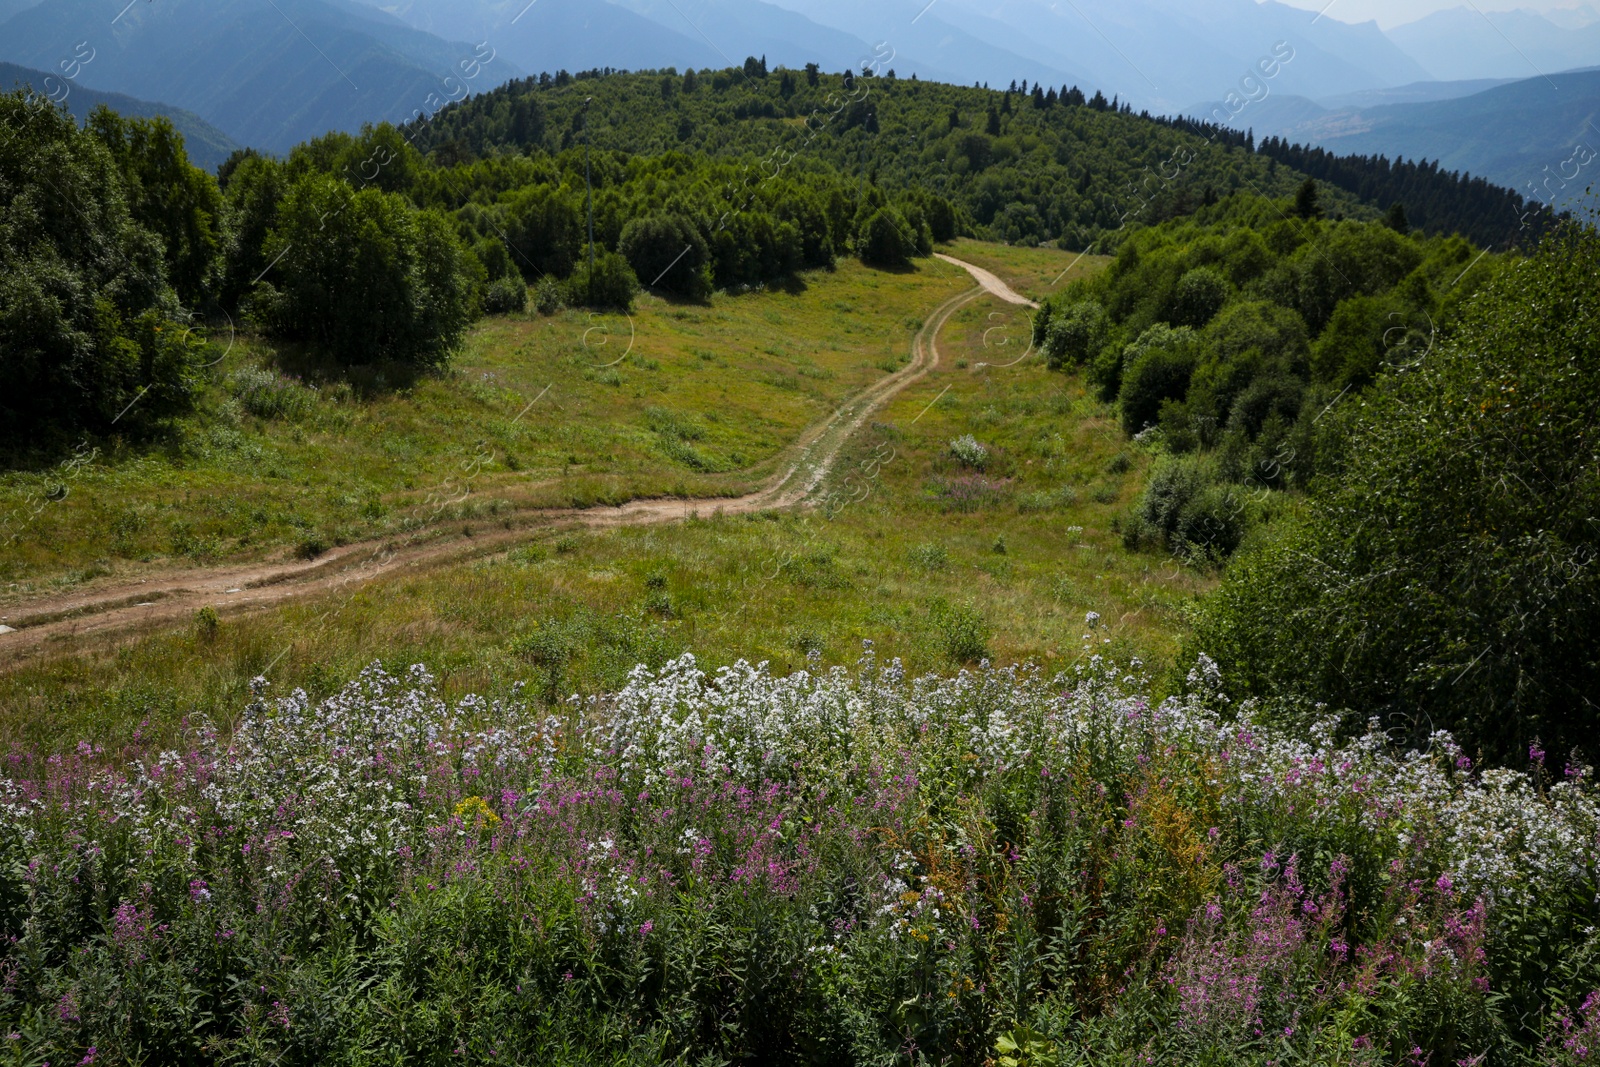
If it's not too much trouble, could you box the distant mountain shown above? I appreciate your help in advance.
[349,0,726,76]
[1186,76,1526,142]
[0,61,239,170]
[1248,69,1600,212]
[608,0,966,82]
[0,0,521,152]
[740,0,1086,89]
[356,0,1068,90]
[1317,77,1520,110]
[1388,7,1600,81]
[759,0,1432,113]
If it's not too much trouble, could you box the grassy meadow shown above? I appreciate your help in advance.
[0,258,974,597]
[0,243,1216,751]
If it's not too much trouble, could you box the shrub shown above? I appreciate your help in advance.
[929,600,990,662]
[907,542,949,570]
[1128,453,1246,560]
[513,620,574,704]
[483,276,528,315]
[194,605,220,641]
[857,207,916,267]
[1170,267,1229,328]
[949,434,989,469]
[1042,300,1109,370]
[1190,221,1600,762]
[229,367,314,421]
[532,276,565,315]
[1119,327,1198,435]
[565,251,638,310]
[619,214,712,299]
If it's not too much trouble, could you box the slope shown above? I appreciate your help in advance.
[1266,69,1600,211]
[0,0,521,151]
[0,61,239,170]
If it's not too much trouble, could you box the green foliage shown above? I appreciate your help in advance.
[251,175,475,368]
[1038,300,1108,370]
[1189,221,1600,763]
[482,276,528,315]
[1170,266,1229,328]
[619,214,712,299]
[532,275,565,315]
[857,207,916,267]
[1120,326,1198,435]
[218,151,287,310]
[228,367,314,421]
[565,250,638,310]
[0,91,201,445]
[1037,191,1501,557]
[1293,178,1324,220]
[929,599,991,663]
[1126,453,1247,562]
[88,107,224,310]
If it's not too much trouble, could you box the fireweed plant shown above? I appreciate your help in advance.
[0,641,1595,1065]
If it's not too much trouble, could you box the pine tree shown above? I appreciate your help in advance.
[1385,202,1410,234]
[1294,178,1324,220]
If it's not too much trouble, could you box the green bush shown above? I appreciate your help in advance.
[929,599,991,663]
[483,276,528,315]
[1189,221,1600,762]
[1119,326,1198,435]
[255,175,476,368]
[229,367,314,421]
[1040,300,1108,370]
[620,214,712,299]
[1170,267,1229,328]
[857,207,916,267]
[565,251,638,310]
[532,276,565,315]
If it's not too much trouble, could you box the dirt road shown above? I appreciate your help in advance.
[932,254,1040,309]
[0,260,1014,666]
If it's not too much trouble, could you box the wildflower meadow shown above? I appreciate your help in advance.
[0,640,1595,1065]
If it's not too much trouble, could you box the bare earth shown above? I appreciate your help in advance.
[0,259,1034,666]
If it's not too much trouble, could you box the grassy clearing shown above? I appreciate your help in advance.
[0,255,1209,750]
[942,239,1110,302]
[0,260,972,601]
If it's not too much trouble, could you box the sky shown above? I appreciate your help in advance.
[1269,0,1600,30]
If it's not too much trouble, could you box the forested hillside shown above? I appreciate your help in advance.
[416,65,1559,250]
[4,56,1556,454]
[1032,188,1500,563]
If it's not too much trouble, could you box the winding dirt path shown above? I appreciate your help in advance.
[0,259,1022,667]
[933,253,1040,309]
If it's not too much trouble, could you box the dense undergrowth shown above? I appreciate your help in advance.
[1,646,1595,1065]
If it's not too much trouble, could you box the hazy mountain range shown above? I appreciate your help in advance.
[1226,68,1600,211]
[0,60,240,168]
[0,0,1595,212]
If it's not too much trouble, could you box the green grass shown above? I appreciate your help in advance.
[0,246,1209,750]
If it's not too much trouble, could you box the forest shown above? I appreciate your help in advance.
[1,60,1560,452]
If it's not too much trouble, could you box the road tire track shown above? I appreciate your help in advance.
[0,259,1017,666]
